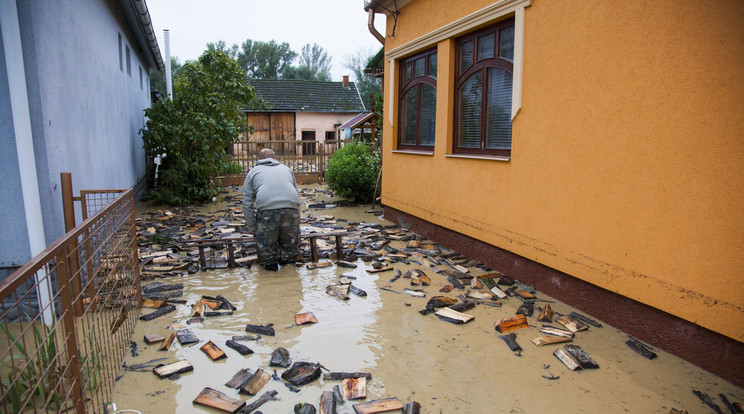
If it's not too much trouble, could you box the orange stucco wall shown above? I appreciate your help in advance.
[380,0,744,341]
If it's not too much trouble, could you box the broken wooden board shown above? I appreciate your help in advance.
[474,299,502,307]
[176,329,199,345]
[366,266,394,273]
[320,390,336,414]
[490,286,508,299]
[295,312,319,325]
[403,401,421,414]
[435,307,474,324]
[282,361,322,386]
[142,298,168,309]
[225,368,254,388]
[401,288,426,298]
[554,348,582,371]
[470,277,483,289]
[323,372,373,381]
[144,334,166,345]
[225,340,253,356]
[514,289,536,299]
[153,360,193,378]
[159,333,175,351]
[625,337,657,359]
[555,314,589,332]
[308,262,333,270]
[139,304,176,321]
[205,309,233,317]
[242,390,278,413]
[499,333,523,352]
[531,335,573,347]
[337,260,358,268]
[240,368,271,395]
[353,397,405,414]
[564,344,599,369]
[569,311,602,328]
[494,314,529,333]
[269,347,292,367]
[466,290,495,301]
[539,325,574,338]
[193,387,245,413]
[342,377,367,400]
[326,284,350,300]
[246,323,275,336]
[349,284,367,297]
[537,304,554,322]
[200,341,226,360]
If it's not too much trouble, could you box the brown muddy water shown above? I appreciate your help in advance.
[109,185,743,413]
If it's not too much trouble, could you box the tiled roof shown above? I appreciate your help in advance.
[339,111,377,130]
[246,79,366,113]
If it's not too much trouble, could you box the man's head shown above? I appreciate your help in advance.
[258,148,276,160]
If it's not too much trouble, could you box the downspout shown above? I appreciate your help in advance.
[368,8,385,45]
[0,0,55,324]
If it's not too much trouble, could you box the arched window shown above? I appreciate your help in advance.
[455,19,514,156]
[398,48,437,150]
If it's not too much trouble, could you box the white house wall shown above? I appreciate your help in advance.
[294,112,359,141]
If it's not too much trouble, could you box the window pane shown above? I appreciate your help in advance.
[478,33,494,61]
[414,57,425,77]
[400,89,418,145]
[485,68,512,149]
[420,84,436,146]
[428,53,437,79]
[459,40,473,76]
[404,62,412,85]
[499,26,515,61]
[457,70,482,149]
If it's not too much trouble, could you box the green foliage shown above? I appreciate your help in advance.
[149,56,182,97]
[326,141,381,204]
[221,161,244,175]
[238,39,297,79]
[343,47,383,110]
[142,49,262,205]
[283,43,332,81]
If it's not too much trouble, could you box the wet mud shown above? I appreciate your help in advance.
[109,186,743,413]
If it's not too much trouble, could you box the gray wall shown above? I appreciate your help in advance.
[1,0,154,276]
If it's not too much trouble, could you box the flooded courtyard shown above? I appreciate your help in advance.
[109,185,743,413]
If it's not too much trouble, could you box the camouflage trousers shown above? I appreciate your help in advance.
[255,208,301,266]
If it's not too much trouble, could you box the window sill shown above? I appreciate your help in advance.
[445,154,511,162]
[392,150,435,156]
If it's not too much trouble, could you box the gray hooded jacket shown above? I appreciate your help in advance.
[242,158,300,231]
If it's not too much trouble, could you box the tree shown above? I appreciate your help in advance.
[206,40,239,59]
[141,49,262,205]
[149,56,182,96]
[237,39,297,79]
[343,47,382,109]
[284,43,332,81]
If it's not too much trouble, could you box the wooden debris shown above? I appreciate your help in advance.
[339,276,353,284]
[514,289,536,299]
[406,240,420,248]
[225,368,254,388]
[342,377,367,400]
[499,333,523,352]
[403,401,421,414]
[470,277,483,289]
[540,325,574,338]
[692,389,722,414]
[246,323,275,336]
[231,334,260,342]
[320,390,336,414]
[555,314,589,332]
[475,299,502,307]
[281,361,322,386]
[142,298,168,309]
[537,304,554,322]
[295,312,319,325]
[495,314,529,333]
[349,284,367,297]
[569,311,602,327]
[466,290,495,301]
[326,284,350,300]
[186,317,204,325]
[205,310,233,317]
[435,307,474,324]
[153,360,193,378]
[337,260,357,268]
[490,286,508,299]
[366,266,394,273]
[333,385,344,402]
[625,337,657,359]
[242,389,278,413]
[144,334,165,345]
[168,323,186,330]
[226,340,253,356]
[554,348,582,371]
[564,345,599,369]
[270,347,292,367]
[353,397,404,414]
[401,288,426,298]
[215,294,237,310]
[296,402,319,414]
[389,269,402,282]
[240,368,271,395]
[516,301,535,317]
[159,333,175,351]
[531,335,572,347]
[193,387,245,413]
[139,304,176,321]
[439,284,454,292]
[323,372,373,380]
[176,329,199,345]
[308,261,333,269]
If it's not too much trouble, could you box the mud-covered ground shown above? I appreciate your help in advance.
[108,185,743,413]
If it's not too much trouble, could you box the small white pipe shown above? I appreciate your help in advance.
[164,29,172,99]
[0,0,54,324]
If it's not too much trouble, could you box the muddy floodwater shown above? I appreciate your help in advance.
[110,186,743,413]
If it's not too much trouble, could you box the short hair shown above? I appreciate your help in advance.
[258,148,275,160]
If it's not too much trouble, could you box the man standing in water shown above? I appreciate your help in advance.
[242,148,302,271]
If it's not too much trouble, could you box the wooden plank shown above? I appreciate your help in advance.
[555,314,589,332]
[531,335,572,347]
[295,312,319,325]
[342,377,367,400]
[554,348,581,371]
[539,325,574,338]
[159,332,175,351]
[225,340,254,356]
[139,304,176,321]
[435,307,474,324]
[144,334,165,345]
[323,372,373,381]
[307,261,333,269]
[246,323,275,336]
[366,266,394,273]
[153,360,193,378]
[200,341,227,360]
[353,397,404,414]
[142,298,167,309]
[240,368,271,395]
[176,329,199,345]
[494,314,529,333]
[193,387,245,413]
[564,345,600,369]
[320,390,337,414]
[242,390,279,413]
[225,368,254,389]
[537,304,554,322]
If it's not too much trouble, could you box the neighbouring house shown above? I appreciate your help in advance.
[243,77,366,154]
[339,111,380,141]
[365,0,744,387]
[0,0,163,279]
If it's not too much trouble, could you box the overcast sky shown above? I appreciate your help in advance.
[145,0,386,81]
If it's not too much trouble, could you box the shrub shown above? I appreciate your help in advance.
[325,141,380,204]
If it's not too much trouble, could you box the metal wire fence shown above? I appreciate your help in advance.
[0,189,140,413]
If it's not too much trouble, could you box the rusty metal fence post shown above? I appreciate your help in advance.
[56,248,86,414]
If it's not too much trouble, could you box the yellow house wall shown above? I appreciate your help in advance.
[380,0,744,341]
